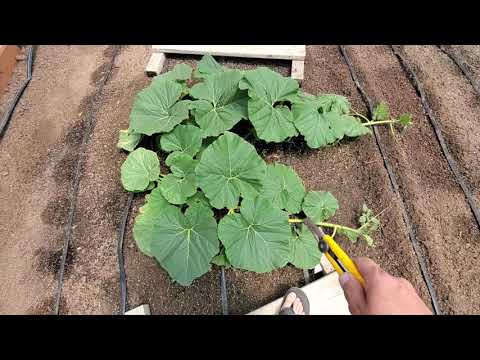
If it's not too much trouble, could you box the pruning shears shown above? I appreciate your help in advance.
[304,217,365,287]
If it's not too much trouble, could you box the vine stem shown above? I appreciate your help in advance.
[351,109,370,122]
[362,119,396,126]
[288,218,362,236]
[316,221,361,235]
[288,218,303,223]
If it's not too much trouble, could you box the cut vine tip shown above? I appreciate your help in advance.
[398,113,413,129]
[372,102,390,121]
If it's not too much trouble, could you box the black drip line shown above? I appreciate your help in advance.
[0,46,36,140]
[392,45,480,231]
[339,45,442,315]
[438,45,480,97]
[117,193,134,314]
[53,46,121,315]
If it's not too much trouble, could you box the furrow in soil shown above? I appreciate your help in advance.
[0,46,106,314]
[345,45,480,314]
[288,45,431,308]
[401,45,480,220]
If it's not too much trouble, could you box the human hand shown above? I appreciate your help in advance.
[339,257,432,315]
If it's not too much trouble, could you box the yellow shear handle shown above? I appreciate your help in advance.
[323,235,366,288]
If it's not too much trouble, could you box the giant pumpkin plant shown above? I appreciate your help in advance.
[118,55,409,285]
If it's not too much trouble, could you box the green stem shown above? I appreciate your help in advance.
[331,226,337,238]
[351,110,370,123]
[288,218,361,236]
[316,221,361,236]
[362,119,396,126]
[288,218,303,223]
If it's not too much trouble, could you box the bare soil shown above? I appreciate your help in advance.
[402,45,480,208]
[0,46,107,314]
[346,45,480,314]
[58,45,150,314]
[449,45,480,88]
[1,45,479,314]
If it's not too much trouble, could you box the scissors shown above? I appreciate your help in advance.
[304,217,365,287]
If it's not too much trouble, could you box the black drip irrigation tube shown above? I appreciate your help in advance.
[220,267,229,315]
[338,45,442,315]
[117,193,134,314]
[392,45,480,231]
[0,46,36,140]
[438,45,480,97]
[53,46,121,315]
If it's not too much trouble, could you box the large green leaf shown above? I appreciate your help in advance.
[159,124,203,157]
[193,54,226,79]
[211,248,231,268]
[129,79,191,136]
[153,64,192,97]
[133,188,177,256]
[139,203,219,286]
[302,191,339,223]
[218,197,291,272]
[185,191,213,217]
[240,67,299,143]
[316,94,351,114]
[121,148,160,192]
[290,225,322,269]
[195,131,266,209]
[159,153,197,204]
[292,100,371,149]
[259,163,305,213]
[139,187,171,215]
[117,129,143,152]
[190,70,248,137]
[290,93,350,115]
[153,63,192,83]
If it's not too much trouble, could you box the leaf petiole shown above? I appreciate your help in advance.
[316,221,361,236]
[362,119,397,126]
[331,226,337,238]
[287,218,361,237]
[227,207,239,214]
[351,109,370,123]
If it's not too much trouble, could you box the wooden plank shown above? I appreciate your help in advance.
[125,304,151,315]
[247,272,350,315]
[291,60,305,80]
[0,45,19,97]
[152,45,306,61]
[145,52,166,76]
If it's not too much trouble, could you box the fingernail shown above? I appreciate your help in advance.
[339,273,352,286]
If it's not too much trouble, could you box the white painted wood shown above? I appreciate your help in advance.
[314,264,323,274]
[145,53,166,76]
[291,60,305,80]
[125,304,151,315]
[152,45,306,61]
[320,254,335,273]
[247,272,350,315]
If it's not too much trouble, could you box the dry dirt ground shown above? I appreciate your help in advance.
[0,45,479,314]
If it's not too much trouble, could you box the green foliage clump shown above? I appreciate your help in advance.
[118,55,404,285]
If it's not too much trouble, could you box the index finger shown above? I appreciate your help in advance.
[352,257,383,287]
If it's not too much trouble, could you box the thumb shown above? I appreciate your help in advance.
[339,272,366,315]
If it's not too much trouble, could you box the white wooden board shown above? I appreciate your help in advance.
[152,45,306,61]
[247,272,350,315]
[320,254,335,273]
[145,52,166,76]
[147,46,305,82]
[125,304,151,315]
